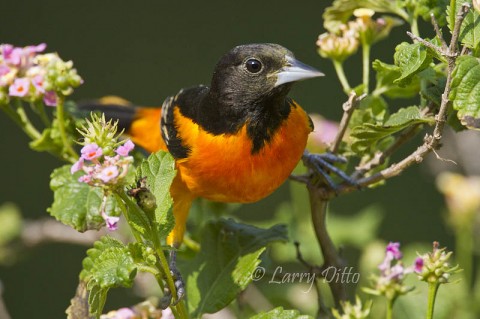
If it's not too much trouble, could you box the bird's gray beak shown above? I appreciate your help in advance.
[274,56,324,87]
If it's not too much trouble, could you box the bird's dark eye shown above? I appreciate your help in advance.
[245,58,262,73]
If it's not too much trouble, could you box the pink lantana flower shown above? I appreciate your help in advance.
[71,158,84,174]
[31,74,45,93]
[386,242,402,260]
[98,165,119,183]
[43,90,57,106]
[81,143,103,160]
[8,78,30,97]
[414,257,424,273]
[115,139,135,156]
[101,211,120,231]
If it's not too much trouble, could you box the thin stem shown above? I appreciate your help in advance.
[308,187,346,306]
[56,95,78,163]
[3,100,42,140]
[332,60,351,93]
[386,298,394,319]
[330,92,365,153]
[410,17,420,37]
[34,101,51,127]
[116,191,145,243]
[117,190,188,318]
[361,41,371,94]
[455,221,473,289]
[426,283,440,319]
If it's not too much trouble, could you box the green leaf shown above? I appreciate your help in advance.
[384,106,431,126]
[349,95,389,130]
[250,307,313,319]
[351,106,433,153]
[447,0,480,49]
[184,219,288,317]
[459,9,480,50]
[323,0,408,33]
[80,236,139,318]
[48,166,120,232]
[30,111,78,156]
[137,151,177,239]
[450,56,480,129]
[394,42,433,86]
[421,75,447,106]
[372,60,420,98]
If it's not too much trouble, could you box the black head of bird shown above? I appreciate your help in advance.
[209,43,323,108]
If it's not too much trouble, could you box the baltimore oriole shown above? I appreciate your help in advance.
[79,43,324,247]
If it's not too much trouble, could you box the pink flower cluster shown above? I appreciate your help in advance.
[378,242,423,283]
[0,43,82,106]
[71,140,135,184]
[71,140,135,230]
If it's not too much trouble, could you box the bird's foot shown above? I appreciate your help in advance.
[302,151,359,193]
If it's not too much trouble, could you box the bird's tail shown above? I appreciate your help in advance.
[75,96,167,153]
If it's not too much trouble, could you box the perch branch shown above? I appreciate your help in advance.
[330,92,366,154]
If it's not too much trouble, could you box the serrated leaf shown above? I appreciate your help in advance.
[421,76,447,106]
[373,60,419,98]
[349,95,389,130]
[384,106,431,126]
[394,42,433,86]
[80,236,139,318]
[184,219,288,317]
[250,307,313,319]
[351,106,433,153]
[137,151,177,239]
[48,166,120,232]
[323,0,408,33]
[450,56,480,129]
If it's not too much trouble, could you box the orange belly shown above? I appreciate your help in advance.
[173,103,312,203]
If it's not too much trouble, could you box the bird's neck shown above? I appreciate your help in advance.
[198,90,293,153]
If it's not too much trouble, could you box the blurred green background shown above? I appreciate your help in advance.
[0,0,451,318]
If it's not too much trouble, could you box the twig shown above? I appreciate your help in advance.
[406,32,448,56]
[313,3,471,199]
[330,92,366,154]
[353,104,434,178]
[430,13,448,51]
[307,189,347,307]
[297,4,471,310]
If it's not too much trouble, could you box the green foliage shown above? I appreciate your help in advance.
[48,165,120,232]
[80,236,143,318]
[184,219,288,317]
[29,103,78,159]
[394,42,433,86]
[450,56,480,129]
[373,60,420,98]
[447,0,480,50]
[404,0,448,25]
[351,106,434,153]
[137,151,177,239]
[250,307,313,319]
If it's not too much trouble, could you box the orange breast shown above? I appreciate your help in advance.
[173,102,312,203]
